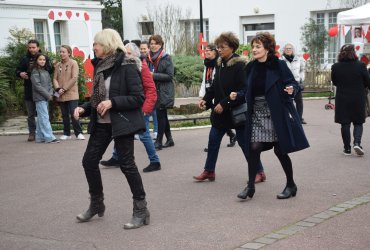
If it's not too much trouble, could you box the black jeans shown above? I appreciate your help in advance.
[341,123,363,149]
[25,99,36,134]
[156,108,172,144]
[82,123,146,200]
[294,91,304,121]
[60,100,83,137]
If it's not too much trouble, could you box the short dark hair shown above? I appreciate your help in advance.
[214,32,239,52]
[206,43,218,56]
[131,39,141,48]
[149,35,164,47]
[140,41,149,46]
[123,40,130,45]
[28,39,40,47]
[338,44,358,62]
[251,32,276,59]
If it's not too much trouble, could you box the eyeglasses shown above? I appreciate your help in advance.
[205,49,215,52]
[285,48,293,50]
[217,45,230,50]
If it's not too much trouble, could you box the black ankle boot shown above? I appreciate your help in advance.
[277,185,297,199]
[76,194,105,222]
[163,138,174,148]
[123,199,150,230]
[237,186,255,199]
[227,134,237,147]
[154,141,162,150]
[143,162,161,172]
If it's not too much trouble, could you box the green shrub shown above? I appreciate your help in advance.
[172,55,204,88]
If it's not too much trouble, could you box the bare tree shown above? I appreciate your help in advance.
[146,3,191,54]
[340,0,370,7]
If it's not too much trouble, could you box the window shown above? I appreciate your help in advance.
[33,20,63,52]
[183,19,209,42]
[315,12,339,65]
[140,22,154,36]
[243,22,275,43]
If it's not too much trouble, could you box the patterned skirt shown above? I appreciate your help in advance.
[251,96,278,142]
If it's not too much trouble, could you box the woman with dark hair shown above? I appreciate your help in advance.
[73,29,150,229]
[198,43,237,152]
[230,32,309,200]
[331,44,370,156]
[193,32,260,182]
[147,34,175,150]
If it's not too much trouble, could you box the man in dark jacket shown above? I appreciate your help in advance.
[16,39,53,141]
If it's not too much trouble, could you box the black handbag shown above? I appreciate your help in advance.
[231,102,248,127]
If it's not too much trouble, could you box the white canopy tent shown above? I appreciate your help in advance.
[337,3,370,25]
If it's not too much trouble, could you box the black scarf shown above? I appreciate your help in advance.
[91,53,116,108]
[204,55,218,68]
[283,54,294,63]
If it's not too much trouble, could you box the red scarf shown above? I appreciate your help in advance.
[148,49,164,71]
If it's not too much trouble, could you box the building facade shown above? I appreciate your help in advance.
[123,0,353,64]
[0,0,102,58]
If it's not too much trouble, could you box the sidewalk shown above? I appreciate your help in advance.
[1,98,369,250]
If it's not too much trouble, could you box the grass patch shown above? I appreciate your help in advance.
[302,91,332,98]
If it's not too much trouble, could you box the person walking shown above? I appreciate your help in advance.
[331,44,370,156]
[230,32,309,200]
[281,43,306,124]
[147,35,175,150]
[30,53,59,144]
[16,39,53,142]
[73,29,150,229]
[199,43,237,153]
[53,45,85,140]
[193,32,264,182]
[141,41,158,139]
[100,42,162,172]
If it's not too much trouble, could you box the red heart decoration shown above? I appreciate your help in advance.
[355,45,361,51]
[275,45,280,51]
[83,58,94,79]
[243,50,249,56]
[328,26,338,37]
[58,12,62,17]
[84,12,90,21]
[73,47,85,60]
[48,11,54,20]
[76,12,80,17]
[66,10,72,19]
[361,55,369,65]
[275,52,281,58]
[365,31,370,41]
[303,53,310,61]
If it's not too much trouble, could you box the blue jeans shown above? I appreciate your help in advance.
[60,100,83,137]
[150,110,158,133]
[113,115,160,163]
[204,126,264,172]
[35,101,56,143]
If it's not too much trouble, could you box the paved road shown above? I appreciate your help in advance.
[0,99,369,250]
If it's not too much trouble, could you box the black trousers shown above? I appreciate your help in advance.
[156,108,172,144]
[60,100,83,137]
[341,123,363,149]
[82,123,146,200]
[294,91,304,121]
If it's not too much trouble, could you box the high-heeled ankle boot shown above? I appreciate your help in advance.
[237,186,255,199]
[193,170,215,181]
[76,194,105,222]
[124,199,150,230]
[277,185,297,199]
[163,138,175,148]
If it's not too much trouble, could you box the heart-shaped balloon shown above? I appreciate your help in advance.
[76,12,80,17]
[48,11,54,20]
[66,10,72,19]
[73,47,85,60]
[275,45,280,51]
[58,12,62,17]
[84,12,90,21]
[243,50,249,56]
[355,45,361,51]
[328,26,338,37]
[303,53,310,61]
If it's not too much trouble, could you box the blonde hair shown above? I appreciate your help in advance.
[94,29,126,55]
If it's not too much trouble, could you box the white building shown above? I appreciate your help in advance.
[0,0,103,57]
[123,0,357,64]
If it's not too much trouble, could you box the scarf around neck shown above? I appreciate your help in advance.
[148,48,164,70]
[91,53,116,108]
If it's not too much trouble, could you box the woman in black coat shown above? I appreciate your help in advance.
[147,35,175,150]
[73,29,149,229]
[331,44,370,156]
[230,32,309,200]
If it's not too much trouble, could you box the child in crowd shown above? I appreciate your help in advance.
[30,53,59,143]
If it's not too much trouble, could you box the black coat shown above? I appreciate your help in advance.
[203,54,248,129]
[148,53,175,109]
[16,51,53,100]
[240,57,309,155]
[331,60,370,124]
[81,52,145,137]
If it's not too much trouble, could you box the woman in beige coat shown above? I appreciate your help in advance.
[53,45,84,140]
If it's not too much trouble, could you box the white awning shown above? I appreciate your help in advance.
[338,3,370,25]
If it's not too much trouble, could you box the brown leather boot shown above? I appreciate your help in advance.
[193,170,215,181]
[27,133,35,142]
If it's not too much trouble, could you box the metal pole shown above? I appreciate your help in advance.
[199,0,203,35]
